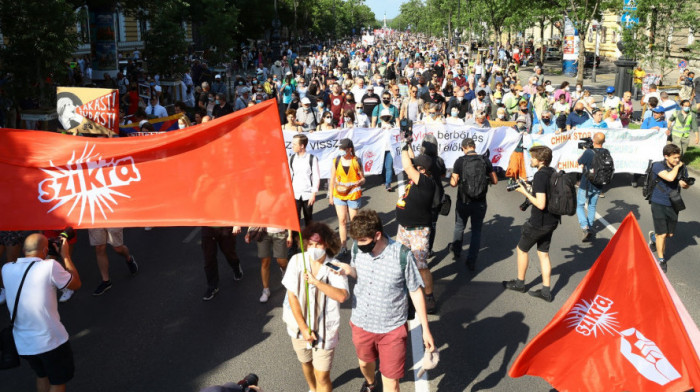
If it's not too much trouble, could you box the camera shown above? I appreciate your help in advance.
[578,137,594,150]
[400,118,413,143]
[47,227,76,257]
[237,373,259,389]
[681,177,696,186]
[506,179,529,192]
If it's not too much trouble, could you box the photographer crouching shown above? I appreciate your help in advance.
[1,233,81,391]
[502,145,560,302]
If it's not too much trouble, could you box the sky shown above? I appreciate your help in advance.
[364,0,403,21]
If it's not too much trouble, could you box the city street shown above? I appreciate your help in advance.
[2,169,699,392]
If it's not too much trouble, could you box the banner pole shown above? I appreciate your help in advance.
[298,231,311,335]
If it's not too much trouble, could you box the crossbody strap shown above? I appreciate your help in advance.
[10,261,38,327]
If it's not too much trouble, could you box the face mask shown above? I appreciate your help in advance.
[325,117,332,124]
[318,102,324,108]
[576,87,582,92]
[611,114,619,120]
[178,122,186,129]
[575,109,584,115]
[430,113,438,118]
[382,99,391,105]
[256,100,262,103]
[517,92,522,97]
[451,110,459,117]
[520,108,528,113]
[683,107,691,113]
[215,100,220,105]
[498,114,505,119]
[338,150,346,157]
[357,239,377,254]
[307,247,326,261]
[565,86,570,91]
[518,125,526,131]
[542,118,551,124]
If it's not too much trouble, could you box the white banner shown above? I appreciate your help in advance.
[390,124,522,173]
[284,127,667,180]
[523,128,667,179]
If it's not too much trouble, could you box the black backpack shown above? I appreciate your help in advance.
[546,168,577,216]
[642,160,661,201]
[459,154,489,201]
[586,148,615,188]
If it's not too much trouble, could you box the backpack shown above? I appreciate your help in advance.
[352,242,415,320]
[290,153,315,185]
[459,154,489,201]
[546,168,577,216]
[642,160,661,201]
[586,148,615,188]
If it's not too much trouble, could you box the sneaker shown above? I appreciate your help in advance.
[59,289,74,303]
[425,295,437,314]
[502,280,526,293]
[648,231,657,252]
[631,181,639,188]
[233,264,243,281]
[528,289,553,302]
[450,242,461,259]
[599,192,606,198]
[126,256,139,276]
[92,280,112,296]
[385,184,395,192]
[359,380,377,392]
[659,260,668,273]
[581,229,593,242]
[0,288,5,305]
[259,288,271,303]
[202,287,219,301]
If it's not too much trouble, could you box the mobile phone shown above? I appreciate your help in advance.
[324,262,341,271]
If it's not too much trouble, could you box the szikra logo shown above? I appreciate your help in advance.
[37,143,142,224]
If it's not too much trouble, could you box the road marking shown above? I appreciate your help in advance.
[408,318,430,392]
[182,227,201,243]
[595,212,618,235]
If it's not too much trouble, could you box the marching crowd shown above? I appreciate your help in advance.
[2,32,700,392]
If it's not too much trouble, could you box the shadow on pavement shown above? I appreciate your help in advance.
[435,306,528,392]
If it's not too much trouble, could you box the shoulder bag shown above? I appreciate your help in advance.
[0,261,37,370]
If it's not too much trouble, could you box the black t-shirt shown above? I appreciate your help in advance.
[212,103,233,118]
[422,92,446,106]
[453,153,494,203]
[529,167,560,227]
[396,173,436,227]
[361,93,380,117]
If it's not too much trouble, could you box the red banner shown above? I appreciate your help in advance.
[0,100,300,232]
[510,213,700,391]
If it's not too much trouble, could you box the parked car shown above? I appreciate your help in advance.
[545,47,562,60]
[584,51,601,68]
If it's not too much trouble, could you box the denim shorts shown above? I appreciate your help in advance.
[333,197,361,210]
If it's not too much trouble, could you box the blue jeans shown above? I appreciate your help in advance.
[576,186,601,230]
[383,151,394,187]
[452,200,487,262]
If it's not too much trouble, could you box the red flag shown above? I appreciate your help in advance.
[0,100,300,232]
[510,213,700,391]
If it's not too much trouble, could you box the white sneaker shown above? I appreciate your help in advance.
[59,289,74,303]
[0,288,5,305]
[259,288,271,303]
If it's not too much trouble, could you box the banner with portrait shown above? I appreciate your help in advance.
[56,87,118,136]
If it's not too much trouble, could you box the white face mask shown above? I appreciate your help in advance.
[451,110,459,117]
[576,87,582,92]
[307,247,326,261]
[178,122,186,129]
[325,117,332,124]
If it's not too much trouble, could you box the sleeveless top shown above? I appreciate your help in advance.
[332,156,362,201]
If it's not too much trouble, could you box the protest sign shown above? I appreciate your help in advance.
[56,87,118,136]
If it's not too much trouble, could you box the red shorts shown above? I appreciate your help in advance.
[350,321,407,380]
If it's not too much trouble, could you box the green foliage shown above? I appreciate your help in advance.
[195,0,239,65]
[143,0,189,78]
[0,0,78,106]
[307,0,378,38]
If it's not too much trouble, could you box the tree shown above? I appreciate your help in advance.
[620,0,700,83]
[0,0,78,107]
[194,0,240,65]
[143,0,189,78]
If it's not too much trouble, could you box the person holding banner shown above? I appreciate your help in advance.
[505,117,531,181]
[329,139,365,258]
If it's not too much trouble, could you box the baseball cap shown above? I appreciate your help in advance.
[301,97,311,105]
[651,106,666,113]
[380,108,392,118]
[412,154,433,172]
[215,74,221,79]
[545,85,554,93]
[416,350,440,378]
[154,85,162,92]
[367,86,374,90]
[606,86,615,94]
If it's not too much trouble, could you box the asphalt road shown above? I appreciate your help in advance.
[2,166,699,392]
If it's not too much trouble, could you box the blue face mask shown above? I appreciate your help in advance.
[683,107,691,113]
[215,100,220,105]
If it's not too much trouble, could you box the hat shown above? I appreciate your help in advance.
[606,86,615,94]
[380,108,392,118]
[275,60,281,66]
[545,85,554,93]
[256,68,263,74]
[301,97,311,105]
[412,154,433,172]
[516,117,527,123]
[286,71,293,76]
[416,350,440,378]
[215,74,222,79]
[338,138,354,149]
[154,85,162,92]
[651,106,666,113]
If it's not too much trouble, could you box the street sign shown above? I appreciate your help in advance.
[623,0,637,11]
[679,60,687,69]
[621,13,639,28]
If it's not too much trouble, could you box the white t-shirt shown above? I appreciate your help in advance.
[282,253,348,350]
[2,258,71,355]
[290,152,320,200]
[603,96,621,111]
